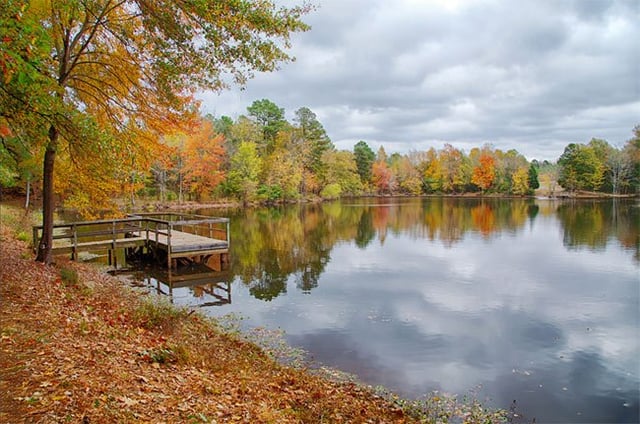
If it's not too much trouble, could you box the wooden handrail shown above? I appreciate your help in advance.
[32,214,230,253]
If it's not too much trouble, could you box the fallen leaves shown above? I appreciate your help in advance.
[1,222,412,423]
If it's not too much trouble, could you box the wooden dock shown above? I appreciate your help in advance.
[33,213,230,269]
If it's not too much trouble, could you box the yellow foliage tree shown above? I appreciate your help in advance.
[3,1,311,263]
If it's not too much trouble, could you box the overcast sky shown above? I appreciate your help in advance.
[199,0,639,161]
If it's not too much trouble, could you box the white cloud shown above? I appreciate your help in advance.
[200,0,639,160]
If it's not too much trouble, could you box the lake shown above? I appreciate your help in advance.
[132,197,639,422]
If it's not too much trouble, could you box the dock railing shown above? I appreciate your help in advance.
[32,213,230,268]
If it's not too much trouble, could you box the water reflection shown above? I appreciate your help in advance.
[136,264,232,307]
[556,199,640,261]
[187,198,639,423]
[201,198,638,302]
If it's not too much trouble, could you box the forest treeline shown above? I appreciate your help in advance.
[2,98,639,213]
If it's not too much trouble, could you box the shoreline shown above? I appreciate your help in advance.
[140,191,637,212]
[0,204,508,423]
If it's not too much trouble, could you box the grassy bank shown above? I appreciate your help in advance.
[0,203,507,423]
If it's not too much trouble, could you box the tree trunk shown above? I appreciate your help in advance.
[25,179,31,210]
[36,126,58,264]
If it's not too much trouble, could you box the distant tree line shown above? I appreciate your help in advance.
[2,98,639,211]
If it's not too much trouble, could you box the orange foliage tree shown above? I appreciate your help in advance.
[471,153,496,192]
[372,161,394,194]
[183,120,226,201]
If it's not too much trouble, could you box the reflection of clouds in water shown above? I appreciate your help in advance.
[201,200,639,421]
[261,219,638,419]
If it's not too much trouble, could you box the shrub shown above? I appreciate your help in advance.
[16,231,30,242]
[134,298,188,329]
[60,268,79,287]
[257,184,283,202]
[320,183,342,199]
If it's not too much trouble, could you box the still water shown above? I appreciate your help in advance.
[139,197,638,422]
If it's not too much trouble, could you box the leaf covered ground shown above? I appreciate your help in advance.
[0,219,411,423]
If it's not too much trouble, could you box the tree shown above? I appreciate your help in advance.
[371,160,394,194]
[392,155,423,195]
[320,150,362,196]
[511,167,530,195]
[471,152,496,192]
[2,1,310,264]
[440,144,469,193]
[494,149,528,193]
[539,162,559,196]
[294,106,333,175]
[623,125,640,193]
[182,119,226,201]
[353,141,375,185]
[558,143,605,192]
[261,131,304,201]
[423,147,443,192]
[527,163,540,194]
[227,141,262,203]
[371,146,395,193]
[247,99,287,151]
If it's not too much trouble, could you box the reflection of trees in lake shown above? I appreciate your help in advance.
[225,198,638,301]
[230,205,335,299]
[556,200,639,262]
[227,198,537,300]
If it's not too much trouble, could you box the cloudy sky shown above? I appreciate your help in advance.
[199,0,639,161]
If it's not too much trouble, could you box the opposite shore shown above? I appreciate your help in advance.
[133,190,637,213]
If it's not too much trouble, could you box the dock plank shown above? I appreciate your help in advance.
[52,236,148,254]
[151,230,228,253]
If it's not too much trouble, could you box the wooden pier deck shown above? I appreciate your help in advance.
[33,214,230,269]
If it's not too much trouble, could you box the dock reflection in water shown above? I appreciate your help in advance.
[139,262,232,307]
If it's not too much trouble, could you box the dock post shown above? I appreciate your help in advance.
[166,224,172,270]
[71,224,78,261]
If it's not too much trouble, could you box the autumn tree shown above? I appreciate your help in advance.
[320,150,362,196]
[511,167,530,195]
[182,119,226,201]
[558,143,605,192]
[372,161,394,194]
[392,155,423,195]
[471,151,496,192]
[260,128,304,200]
[623,125,640,193]
[538,161,560,196]
[2,0,310,263]
[494,149,528,193]
[227,141,262,204]
[423,147,444,192]
[440,144,469,193]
